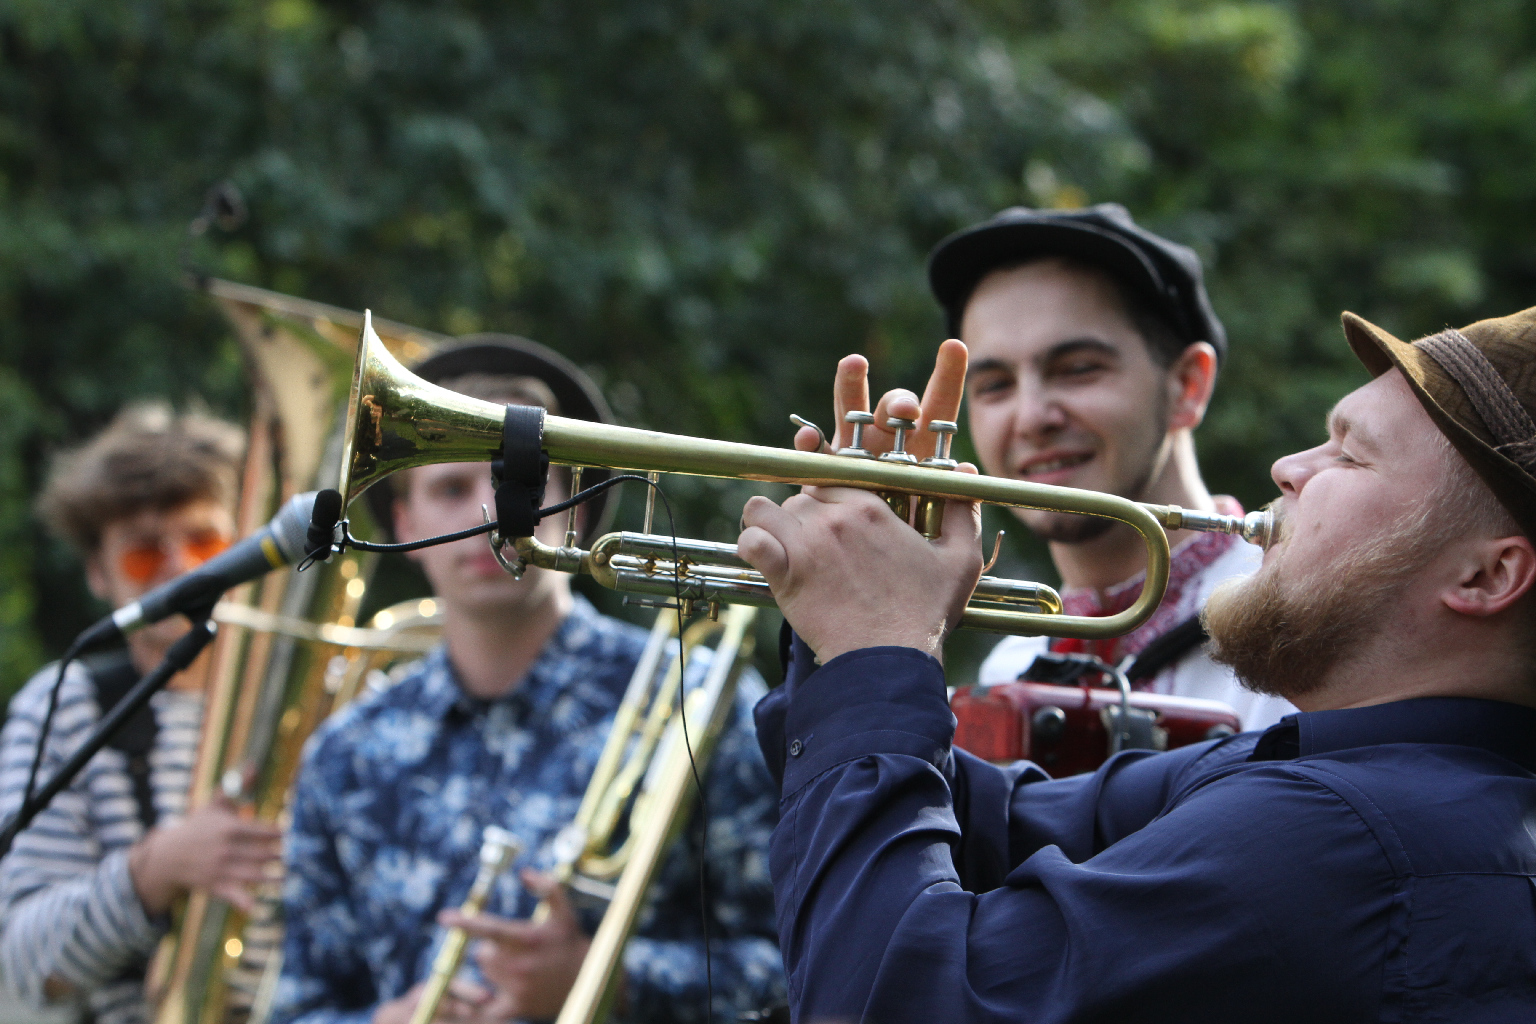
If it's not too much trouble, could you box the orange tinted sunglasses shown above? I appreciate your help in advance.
[118,530,232,585]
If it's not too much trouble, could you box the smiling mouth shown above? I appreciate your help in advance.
[1021,453,1093,475]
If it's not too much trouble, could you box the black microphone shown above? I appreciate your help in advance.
[78,491,319,648]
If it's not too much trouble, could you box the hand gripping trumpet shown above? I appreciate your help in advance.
[408,826,523,1024]
[336,312,1273,638]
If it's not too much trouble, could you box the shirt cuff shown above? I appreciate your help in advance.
[780,647,953,796]
[97,847,163,951]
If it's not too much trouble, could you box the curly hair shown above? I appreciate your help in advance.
[36,403,245,556]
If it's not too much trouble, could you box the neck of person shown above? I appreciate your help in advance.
[441,573,575,701]
[1297,612,1536,713]
[1050,432,1215,594]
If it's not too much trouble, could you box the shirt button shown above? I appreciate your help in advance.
[789,739,803,757]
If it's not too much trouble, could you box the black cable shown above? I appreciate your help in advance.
[331,475,646,556]
[17,634,90,828]
[304,468,720,1014]
[641,480,715,1019]
[1,614,219,857]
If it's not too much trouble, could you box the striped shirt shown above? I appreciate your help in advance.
[0,660,203,1024]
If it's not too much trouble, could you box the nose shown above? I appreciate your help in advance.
[1012,376,1069,444]
[1271,443,1325,498]
[156,540,194,584]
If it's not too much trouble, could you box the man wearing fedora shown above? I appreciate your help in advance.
[742,306,1536,1020]
[274,338,783,1024]
[929,204,1292,728]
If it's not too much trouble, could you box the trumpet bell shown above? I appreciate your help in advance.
[338,312,508,505]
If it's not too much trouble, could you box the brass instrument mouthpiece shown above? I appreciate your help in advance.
[1149,505,1276,550]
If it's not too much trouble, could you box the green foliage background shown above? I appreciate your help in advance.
[2,0,1534,694]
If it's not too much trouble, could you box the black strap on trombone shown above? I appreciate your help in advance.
[491,404,549,539]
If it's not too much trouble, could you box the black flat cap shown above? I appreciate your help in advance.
[369,334,617,543]
[927,203,1226,362]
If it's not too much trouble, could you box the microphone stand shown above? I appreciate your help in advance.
[0,609,219,858]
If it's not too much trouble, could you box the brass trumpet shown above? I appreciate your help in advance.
[338,312,1272,639]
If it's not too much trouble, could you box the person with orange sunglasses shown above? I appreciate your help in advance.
[0,404,282,1024]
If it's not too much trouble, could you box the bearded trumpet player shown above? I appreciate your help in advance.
[273,339,783,1024]
[747,309,1536,1023]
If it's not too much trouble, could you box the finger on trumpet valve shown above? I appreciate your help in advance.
[837,411,876,459]
[916,420,960,539]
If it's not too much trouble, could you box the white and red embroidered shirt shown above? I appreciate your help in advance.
[978,496,1295,730]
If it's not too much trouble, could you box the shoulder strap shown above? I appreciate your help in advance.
[82,650,158,829]
[1125,615,1208,685]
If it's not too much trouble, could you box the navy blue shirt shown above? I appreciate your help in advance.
[755,638,1536,1023]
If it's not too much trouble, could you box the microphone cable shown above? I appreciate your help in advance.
[323,473,718,1017]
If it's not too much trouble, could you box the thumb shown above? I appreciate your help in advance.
[522,869,575,928]
[935,464,983,552]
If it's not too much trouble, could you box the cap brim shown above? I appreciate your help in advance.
[929,220,1168,333]
[1341,311,1536,539]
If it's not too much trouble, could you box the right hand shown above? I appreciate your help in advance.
[127,796,282,916]
[372,979,499,1024]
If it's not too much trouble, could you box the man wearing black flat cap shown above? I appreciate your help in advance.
[275,338,783,1024]
[931,204,1291,728]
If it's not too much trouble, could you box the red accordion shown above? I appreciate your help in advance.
[951,673,1242,778]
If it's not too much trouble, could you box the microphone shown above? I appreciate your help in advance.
[79,491,320,648]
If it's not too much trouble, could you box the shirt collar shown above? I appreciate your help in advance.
[1251,696,1536,772]
[1051,495,1245,664]
[415,595,606,724]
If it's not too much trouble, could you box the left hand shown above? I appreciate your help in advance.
[441,870,591,1022]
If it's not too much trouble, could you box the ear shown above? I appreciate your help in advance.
[84,552,112,603]
[1165,342,1218,432]
[1440,534,1536,619]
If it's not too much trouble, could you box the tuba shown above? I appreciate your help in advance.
[148,282,448,1024]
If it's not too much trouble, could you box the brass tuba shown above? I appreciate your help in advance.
[148,282,448,1024]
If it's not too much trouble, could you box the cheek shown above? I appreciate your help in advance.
[967,405,1013,469]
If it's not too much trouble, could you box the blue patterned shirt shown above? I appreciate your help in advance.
[274,597,784,1024]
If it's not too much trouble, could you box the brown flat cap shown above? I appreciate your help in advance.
[1342,306,1536,539]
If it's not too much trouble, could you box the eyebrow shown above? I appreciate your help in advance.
[1327,407,1382,454]
[964,338,1120,380]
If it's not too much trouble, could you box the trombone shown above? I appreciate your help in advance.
[405,607,758,1024]
[336,311,1271,640]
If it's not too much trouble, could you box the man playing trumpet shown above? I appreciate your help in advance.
[748,307,1536,1020]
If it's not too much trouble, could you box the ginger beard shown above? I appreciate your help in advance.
[1203,500,1442,701]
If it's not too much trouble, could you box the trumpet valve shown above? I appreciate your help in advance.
[916,421,961,538]
[918,420,959,470]
[837,411,877,459]
[878,416,918,465]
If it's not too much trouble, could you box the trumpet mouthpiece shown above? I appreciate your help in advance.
[1152,505,1276,550]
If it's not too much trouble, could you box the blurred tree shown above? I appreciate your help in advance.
[2,0,1535,696]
